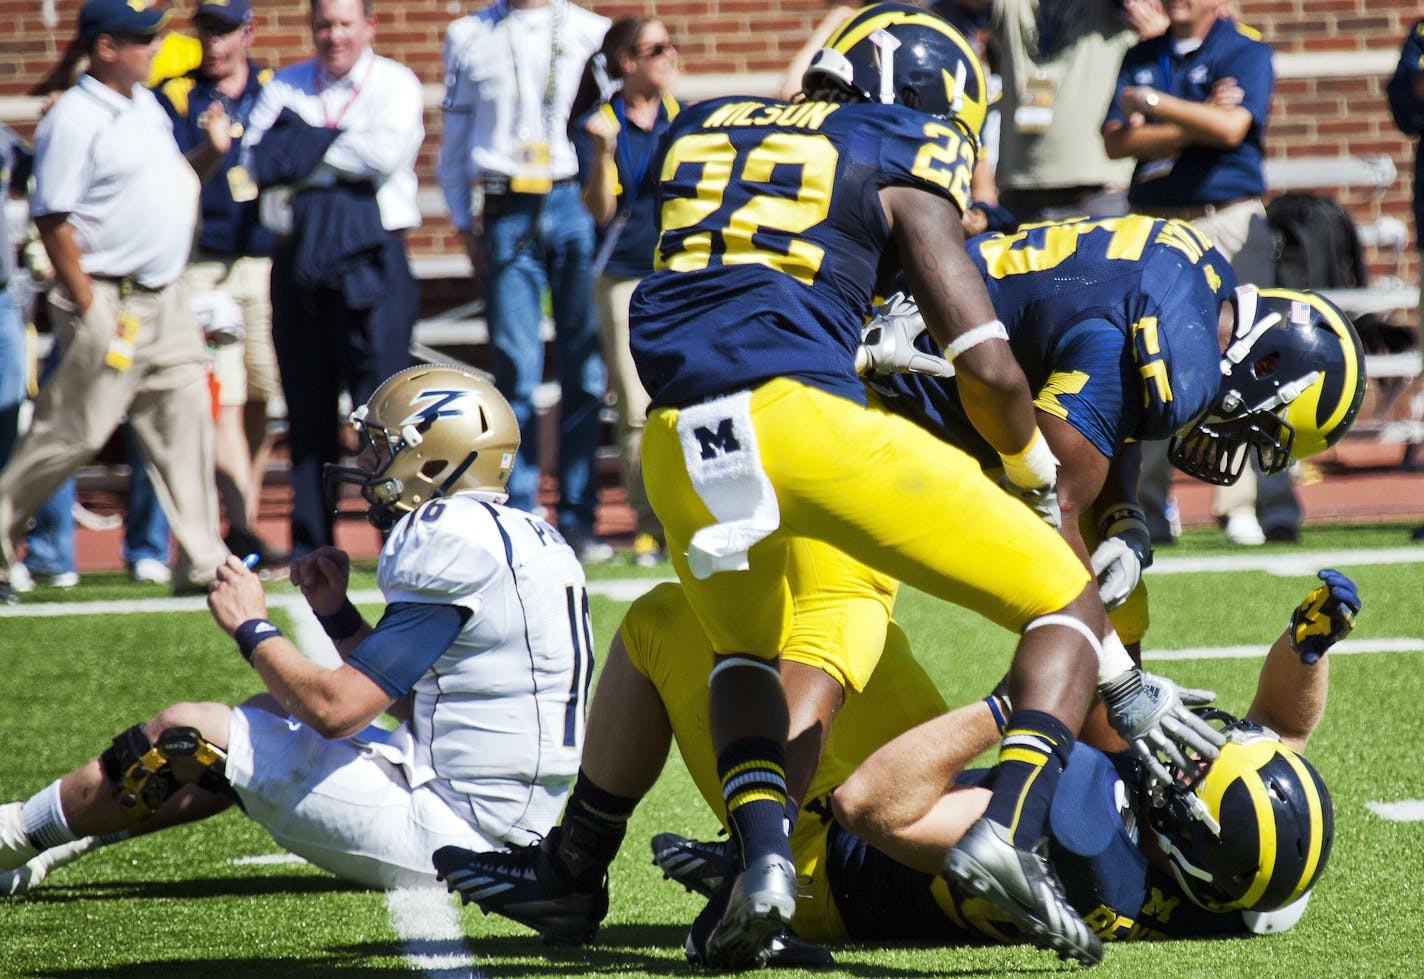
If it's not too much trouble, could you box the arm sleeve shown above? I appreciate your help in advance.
[345,601,473,699]
[438,27,478,230]
[1232,42,1274,128]
[29,107,90,217]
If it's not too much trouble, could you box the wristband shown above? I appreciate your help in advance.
[1097,503,1153,569]
[999,428,1058,490]
[983,693,1009,734]
[234,618,283,664]
[317,599,365,641]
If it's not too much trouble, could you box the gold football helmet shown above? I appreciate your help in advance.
[324,365,520,529]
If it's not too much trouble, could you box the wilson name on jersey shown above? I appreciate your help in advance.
[629,96,974,410]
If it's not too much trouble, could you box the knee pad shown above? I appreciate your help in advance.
[99,724,230,820]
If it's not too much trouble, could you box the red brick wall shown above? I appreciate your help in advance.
[2,1,1420,284]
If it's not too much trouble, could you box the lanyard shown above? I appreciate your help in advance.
[505,0,566,142]
[1158,48,1175,95]
[313,56,370,129]
[612,96,661,202]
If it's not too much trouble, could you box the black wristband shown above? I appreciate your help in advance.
[316,599,364,641]
[234,618,283,664]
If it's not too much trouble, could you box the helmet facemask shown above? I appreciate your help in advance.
[1169,285,1344,486]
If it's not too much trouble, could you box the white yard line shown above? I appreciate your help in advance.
[385,886,483,979]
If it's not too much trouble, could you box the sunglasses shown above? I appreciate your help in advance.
[635,40,676,58]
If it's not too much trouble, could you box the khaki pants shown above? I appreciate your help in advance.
[0,278,228,587]
[595,273,660,539]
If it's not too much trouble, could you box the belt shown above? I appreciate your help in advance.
[479,175,580,196]
[92,275,162,295]
[1137,196,1255,221]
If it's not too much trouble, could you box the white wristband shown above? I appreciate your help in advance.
[999,428,1058,490]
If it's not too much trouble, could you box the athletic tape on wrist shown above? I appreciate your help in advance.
[1095,631,1135,687]
[999,428,1058,490]
[234,618,283,664]
[316,599,364,641]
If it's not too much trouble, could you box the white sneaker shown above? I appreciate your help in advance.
[574,538,615,566]
[1223,511,1266,546]
[0,803,39,873]
[0,836,96,896]
[9,564,34,593]
[131,558,173,584]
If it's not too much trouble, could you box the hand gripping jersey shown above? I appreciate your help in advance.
[629,96,975,410]
[826,743,1257,944]
[872,216,1231,468]
[373,496,592,795]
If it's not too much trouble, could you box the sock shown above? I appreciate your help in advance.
[20,780,78,851]
[718,737,792,869]
[982,709,1074,846]
[552,770,638,886]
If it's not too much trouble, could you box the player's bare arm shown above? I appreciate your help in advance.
[881,185,1039,460]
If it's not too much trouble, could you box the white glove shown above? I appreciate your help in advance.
[1091,537,1142,611]
[997,476,1062,529]
[1090,504,1153,611]
[854,293,956,377]
[1099,667,1224,801]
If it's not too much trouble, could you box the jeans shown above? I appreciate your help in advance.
[483,183,605,538]
[123,428,171,566]
[2,294,76,575]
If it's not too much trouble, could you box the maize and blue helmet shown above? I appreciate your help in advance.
[1170,286,1366,485]
[801,3,989,142]
[1149,712,1334,912]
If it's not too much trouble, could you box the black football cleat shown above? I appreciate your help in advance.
[433,832,608,945]
[943,817,1103,966]
[651,832,728,899]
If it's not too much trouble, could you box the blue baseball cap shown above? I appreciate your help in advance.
[79,0,171,41]
[195,0,253,28]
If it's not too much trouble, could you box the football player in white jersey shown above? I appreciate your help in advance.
[0,365,593,895]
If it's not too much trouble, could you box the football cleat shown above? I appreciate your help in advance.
[0,803,39,873]
[943,817,1103,966]
[685,853,832,969]
[700,852,800,969]
[433,833,609,945]
[650,832,728,899]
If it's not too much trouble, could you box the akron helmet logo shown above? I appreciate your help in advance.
[128,0,150,10]
[399,388,472,428]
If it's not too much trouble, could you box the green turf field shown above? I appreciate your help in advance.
[1,523,1422,977]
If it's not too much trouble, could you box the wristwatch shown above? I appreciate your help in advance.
[1143,90,1160,114]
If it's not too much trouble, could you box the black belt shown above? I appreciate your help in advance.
[92,275,162,295]
[480,175,580,196]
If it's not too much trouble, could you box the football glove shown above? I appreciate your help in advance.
[1289,568,1360,665]
[1099,667,1224,800]
[854,293,956,378]
[1090,504,1153,611]
[997,475,1062,529]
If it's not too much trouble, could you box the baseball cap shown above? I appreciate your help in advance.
[79,0,171,41]
[194,0,253,28]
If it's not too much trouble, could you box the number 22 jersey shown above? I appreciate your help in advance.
[629,96,975,410]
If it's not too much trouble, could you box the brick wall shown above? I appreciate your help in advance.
[2,1,1420,287]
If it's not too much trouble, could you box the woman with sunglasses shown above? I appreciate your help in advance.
[568,19,681,568]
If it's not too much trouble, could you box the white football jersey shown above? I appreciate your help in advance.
[376,495,591,795]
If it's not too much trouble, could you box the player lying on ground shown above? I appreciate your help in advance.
[1,366,591,895]
[434,566,1353,961]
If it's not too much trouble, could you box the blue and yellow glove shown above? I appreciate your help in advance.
[1289,569,1360,665]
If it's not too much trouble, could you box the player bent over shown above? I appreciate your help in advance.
[0,366,591,896]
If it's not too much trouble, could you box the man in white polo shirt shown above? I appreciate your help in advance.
[0,0,230,603]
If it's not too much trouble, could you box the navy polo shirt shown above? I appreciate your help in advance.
[573,94,681,279]
[153,62,275,257]
[1106,18,1273,207]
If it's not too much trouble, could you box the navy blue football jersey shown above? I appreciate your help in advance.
[870,216,1233,469]
[826,742,1251,943]
[629,96,975,409]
